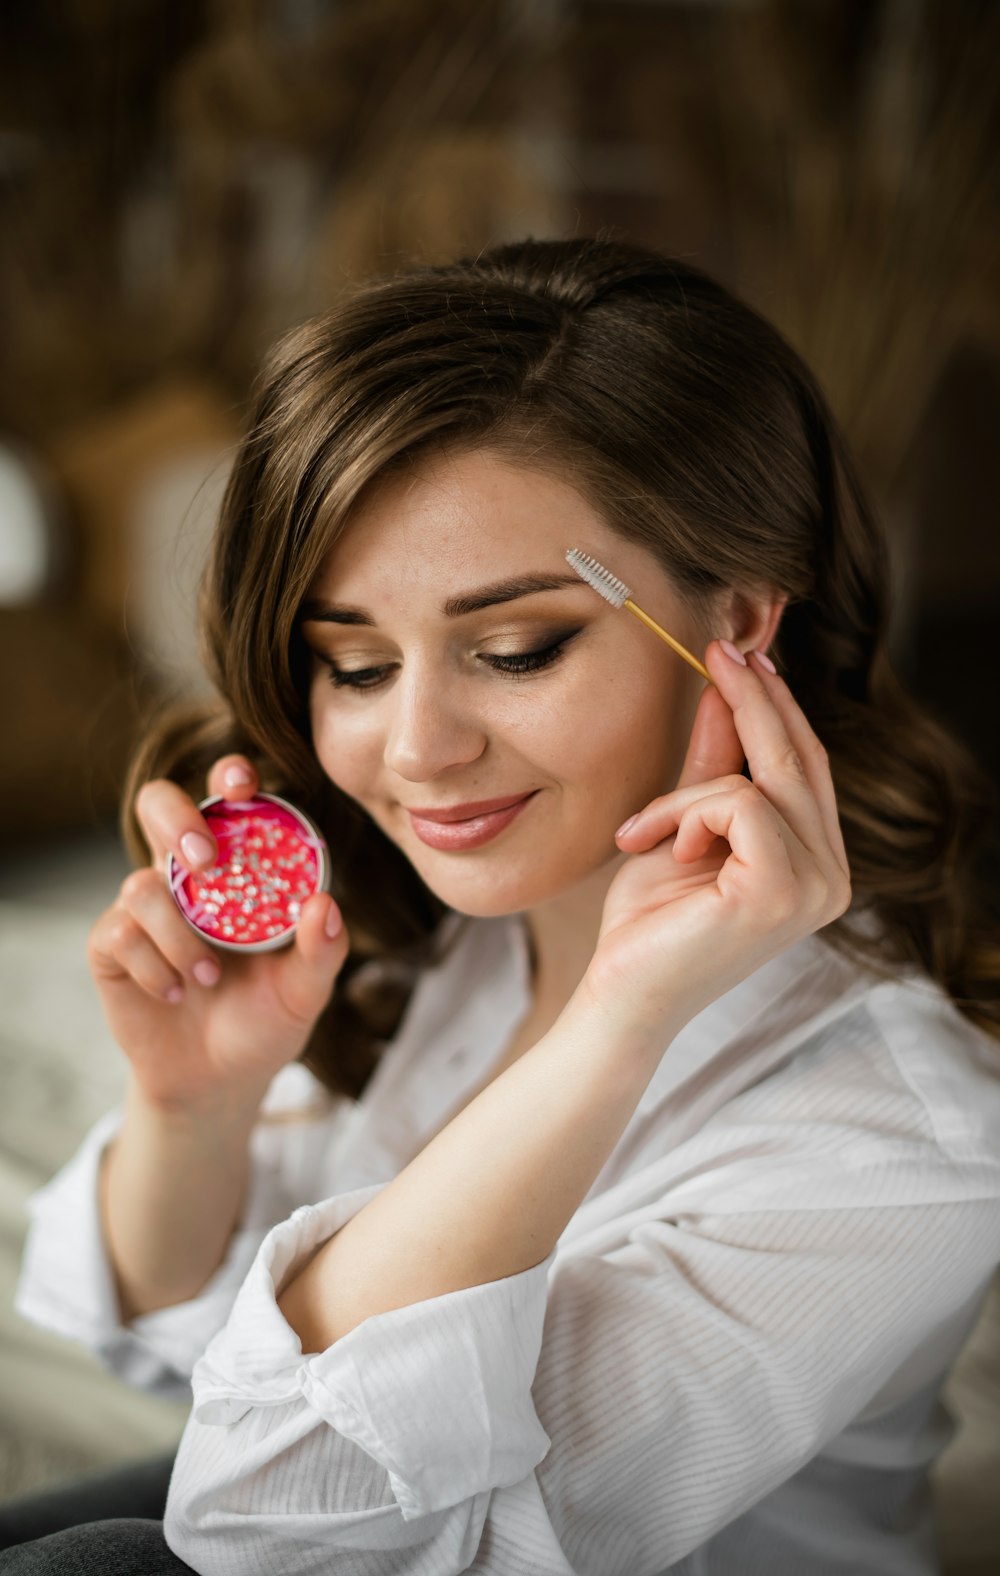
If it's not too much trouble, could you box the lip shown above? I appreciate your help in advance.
[405,792,535,824]
[407,791,537,850]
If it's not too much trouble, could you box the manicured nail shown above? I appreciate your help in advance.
[719,638,747,667]
[193,959,221,987]
[325,902,343,939]
[616,814,639,838]
[752,649,777,675]
[224,764,253,788]
[180,831,214,868]
[165,984,184,1004]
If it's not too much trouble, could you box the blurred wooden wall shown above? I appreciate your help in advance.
[0,0,997,842]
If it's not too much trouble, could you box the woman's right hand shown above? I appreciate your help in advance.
[87,757,349,1115]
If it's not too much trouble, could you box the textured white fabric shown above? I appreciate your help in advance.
[14,909,1000,1574]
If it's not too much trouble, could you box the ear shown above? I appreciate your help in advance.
[716,587,788,658]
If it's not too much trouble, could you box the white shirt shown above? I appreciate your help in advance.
[14,909,1000,1575]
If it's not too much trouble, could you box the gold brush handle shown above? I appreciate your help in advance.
[623,599,713,683]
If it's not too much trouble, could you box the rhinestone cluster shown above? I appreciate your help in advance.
[169,798,325,949]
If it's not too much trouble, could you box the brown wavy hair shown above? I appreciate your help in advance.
[122,236,1000,1105]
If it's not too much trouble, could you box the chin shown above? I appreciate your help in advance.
[418,879,538,921]
[413,853,608,920]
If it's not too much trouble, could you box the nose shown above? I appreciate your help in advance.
[382,663,487,783]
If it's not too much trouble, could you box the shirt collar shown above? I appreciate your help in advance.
[500,907,887,1116]
[339,904,887,1185]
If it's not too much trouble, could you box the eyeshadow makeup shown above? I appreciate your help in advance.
[166,793,330,953]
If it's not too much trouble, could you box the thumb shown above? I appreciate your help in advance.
[275,891,349,1022]
[674,681,745,792]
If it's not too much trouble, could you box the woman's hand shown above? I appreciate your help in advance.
[87,757,349,1114]
[582,642,852,1041]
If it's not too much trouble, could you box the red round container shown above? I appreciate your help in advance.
[165,793,330,953]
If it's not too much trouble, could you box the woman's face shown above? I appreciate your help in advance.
[300,447,711,918]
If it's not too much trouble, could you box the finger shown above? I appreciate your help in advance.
[618,773,750,850]
[685,787,801,922]
[674,681,746,794]
[119,867,222,990]
[745,650,849,878]
[89,906,186,1004]
[683,784,847,927]
[135,779,218,876]
[699,640,831,865]
[671,784,748,863]
[206,755,259,802]
[272,891,349,1025]
[620,768,845,911]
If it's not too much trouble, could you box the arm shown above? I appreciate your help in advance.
[84,749,347,1326]
[276,643,854,1350]
[15,1064,326,1397]
[99,1074,263,1321]
[277,983,667,1349]
[165,1173,1000,1575]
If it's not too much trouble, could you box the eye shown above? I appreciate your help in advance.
[489,640,569,678]
[316,633,577,692]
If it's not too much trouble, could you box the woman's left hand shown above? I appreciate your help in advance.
[581,641,852,1040]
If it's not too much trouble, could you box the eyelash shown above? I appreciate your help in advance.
[318,635,573,691]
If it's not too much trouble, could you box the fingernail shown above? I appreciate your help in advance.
[325,902,343,939]
[752,649,777,675]
[193,959,221,987]
[180,831,214,868]
[616,814,639,838]
[224,765,253,788]
[165,984,184,1004]
[719,638,747,667]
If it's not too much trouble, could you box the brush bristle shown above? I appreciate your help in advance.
[565,548,631,608]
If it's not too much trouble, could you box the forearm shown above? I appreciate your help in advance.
[277,985,670,1351]
[99,1075,262,1321]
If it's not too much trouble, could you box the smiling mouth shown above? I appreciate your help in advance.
[406,792,539,849]
[404,793,535,824]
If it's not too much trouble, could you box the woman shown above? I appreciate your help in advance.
[6,237,999,1574]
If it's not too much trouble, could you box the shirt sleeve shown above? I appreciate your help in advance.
[12,1076,322,1399]
[161,1176,1000,1576]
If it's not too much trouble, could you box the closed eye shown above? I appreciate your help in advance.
[316,633,577,691]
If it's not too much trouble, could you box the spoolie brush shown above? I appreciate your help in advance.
[565,549,713,683]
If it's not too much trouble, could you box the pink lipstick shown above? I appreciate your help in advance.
[408,791,537,850]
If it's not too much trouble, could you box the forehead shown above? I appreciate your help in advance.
[322,450,604,578]
[311,448,664,615]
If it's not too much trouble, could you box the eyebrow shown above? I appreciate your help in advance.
[298,572,587,625]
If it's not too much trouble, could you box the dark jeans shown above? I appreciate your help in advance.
[0,1452,192,1572]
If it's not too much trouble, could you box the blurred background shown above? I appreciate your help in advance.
[0,0,997,1565]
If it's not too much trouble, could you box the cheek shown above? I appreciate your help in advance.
[309,685,381,795]
[562,665,690,803]
[498,656,684,790]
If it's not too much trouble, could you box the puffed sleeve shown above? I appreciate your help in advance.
[161,1174,1000,1576]
[12,1067,337,1398]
